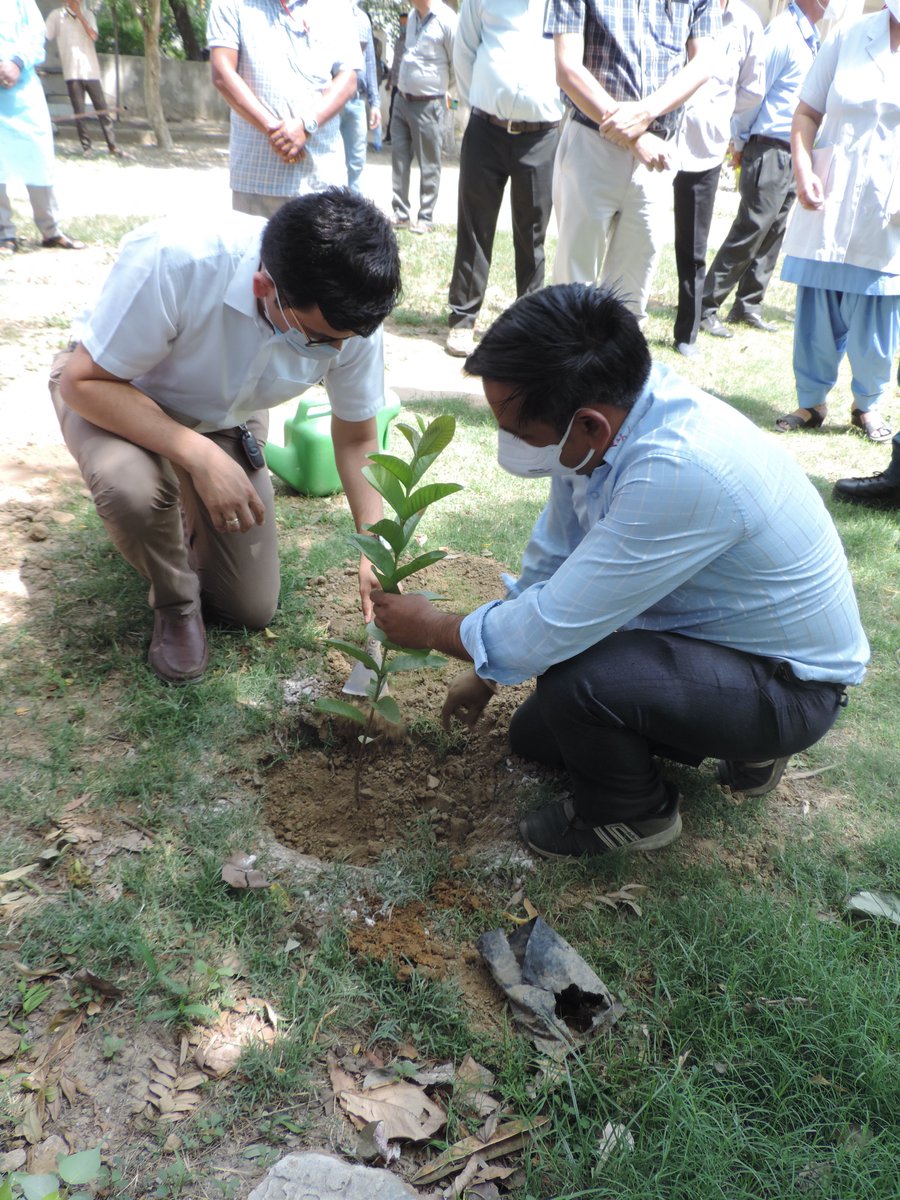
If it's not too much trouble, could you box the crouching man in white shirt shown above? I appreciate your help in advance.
[51,188,401,684]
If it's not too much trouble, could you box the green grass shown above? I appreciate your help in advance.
[1,170,897,1198]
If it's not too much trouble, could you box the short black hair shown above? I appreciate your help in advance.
[465,284,652,433]
[261,188,402,337]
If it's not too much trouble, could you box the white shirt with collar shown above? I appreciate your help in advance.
[73,215,385,435]
[453,0,563,123]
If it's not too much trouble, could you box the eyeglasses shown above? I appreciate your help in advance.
[264,271,348,348]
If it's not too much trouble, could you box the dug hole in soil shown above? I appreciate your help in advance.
[262,553,541,867]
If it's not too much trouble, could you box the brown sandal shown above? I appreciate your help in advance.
[850,409,893,443]
[774,408,825,433]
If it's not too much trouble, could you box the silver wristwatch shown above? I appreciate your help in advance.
[301,112,319,135]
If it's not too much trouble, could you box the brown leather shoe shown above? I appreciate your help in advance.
[148,610,208,685]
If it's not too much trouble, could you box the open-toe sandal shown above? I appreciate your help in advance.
[850,409,893,443]
[774,408,825,433]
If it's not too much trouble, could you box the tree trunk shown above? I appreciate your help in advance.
[167,0,204,62]
[139,0,173,150]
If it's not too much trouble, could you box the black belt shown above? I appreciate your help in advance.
[748,134,791,152]
[571,107,675,141]
[471,107,560,135]
[400,91,444,102]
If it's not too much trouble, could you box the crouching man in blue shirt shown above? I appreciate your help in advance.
[372,284,869,860]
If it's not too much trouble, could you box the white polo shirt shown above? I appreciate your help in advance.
[73,214,385,434]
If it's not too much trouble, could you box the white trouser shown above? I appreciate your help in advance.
[551,119,673,325]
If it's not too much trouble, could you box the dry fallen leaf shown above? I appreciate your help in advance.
[0,1027,22,1059]
[596,1121,635,1166]
[413,1116,550,1186]
[221,852,271,889]
[338,1080,446,1142]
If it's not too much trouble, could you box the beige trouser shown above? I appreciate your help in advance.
[49,349,280,628]
[551,119,674,325]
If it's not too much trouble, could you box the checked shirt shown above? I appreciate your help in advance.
[544,0,720,136]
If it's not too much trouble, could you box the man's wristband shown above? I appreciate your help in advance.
[11,56,25,72]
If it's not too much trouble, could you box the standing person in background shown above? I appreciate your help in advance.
[445,0,563,359]
[0,0,85,253]
[207,0,362,216]
[383,11,408,145]
[544,0,719,325]
[671,0,765,357]
[389,0,457,234]
[340,2,381,193]
[699,0,821,339]
[45,1,125,159]
[775,1,899,443]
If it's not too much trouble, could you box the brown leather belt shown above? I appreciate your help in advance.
[400,92,444,102]
[748,134,791,152]
[471,107,560,135]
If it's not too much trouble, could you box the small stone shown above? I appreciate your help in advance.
[28,1134,69,1174]
[29,523,49,541]
[48,510,76,524]
[448,817,470,845]
[426,774,439,789]
[162,1133,182,1153]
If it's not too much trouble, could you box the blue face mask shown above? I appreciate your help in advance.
[264,283,343,362]
[497,411,594,478]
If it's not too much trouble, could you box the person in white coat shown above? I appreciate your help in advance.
[0,0,84,252]
[775,3,900,444]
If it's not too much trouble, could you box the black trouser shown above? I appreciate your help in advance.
[508,631,846,822]
[448,111,557,330]
[701,140,795,322]
[672,164,721,345]
[66,78,117,152]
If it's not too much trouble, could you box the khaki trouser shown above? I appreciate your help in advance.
[49,348,280,628]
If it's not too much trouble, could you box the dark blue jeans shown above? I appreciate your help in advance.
[508,631,847,822]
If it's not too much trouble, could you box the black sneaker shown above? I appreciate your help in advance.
[519,788,682,861]
[716,756,789,796]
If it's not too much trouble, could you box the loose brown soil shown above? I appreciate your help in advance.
[263,553,542,866]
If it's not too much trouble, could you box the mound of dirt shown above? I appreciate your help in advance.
[262,555,546,865]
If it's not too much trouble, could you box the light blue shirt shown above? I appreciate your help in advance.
[732,1,817,148]
[460,364,869,688]
[453,0,563,123]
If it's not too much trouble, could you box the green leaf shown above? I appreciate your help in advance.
[394,421,421,454]
[325,639,380,673]
[374,695,402,724]
[400,511,424,544]
[367,453,412,487]
[393,550,447,585]
[181,1003,219,1022]
[348,532,396,578]
[410,590,448,602]
[362,463,406,517]
[0,1180,14,1200]
[57,1146,102,1186]
[414,414,456,460]
[366,622,407,653]
[408,451,445,489]
[365,518,406,556]
[385,651,448,673]
[13,1175,59,1200]
[399,482,463,521]
[133,938,159,977]
[316,697,367,725]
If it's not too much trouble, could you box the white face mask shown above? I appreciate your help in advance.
[497,411,595,478]
[263,277,343,362]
